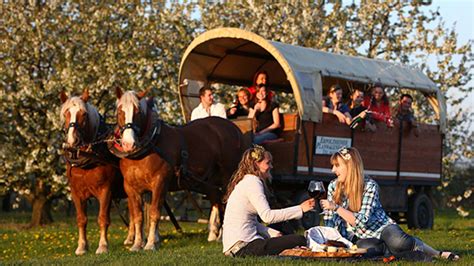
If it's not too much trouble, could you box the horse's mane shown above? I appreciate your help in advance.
[117,91,148,116]
[60,96,100,129]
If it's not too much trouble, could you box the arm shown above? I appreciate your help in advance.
[246,176,303,224]
[215,103,227,119]
[343,111,352,125]
[321,201,357,226]
[322,99,329,113]
[322,181,379,229]
[227,107,237,116]
[256,107,280,135]
[323,100,348,124]
[341,105,352,125]
[332,110,348,123]
[190,108,198,121]
[322,181,336,227]
[411,118,419,137]
[248,104,258,119]
[256,223,282,238]
[407,112,419,137]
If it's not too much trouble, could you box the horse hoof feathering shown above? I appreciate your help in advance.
[95,245,109,254]
[129,243,144,252]
[123,237,134,246]
[144,243,156,251]
[75,244,88,256]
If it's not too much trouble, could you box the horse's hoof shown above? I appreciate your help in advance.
[75,247,87,256]
[95,245,109,254]
[123,238,134,245]
[144,243,156,251]
[129,244,142,252]
[207,232,219,242]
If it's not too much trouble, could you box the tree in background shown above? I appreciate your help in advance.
[0,1,472,226]
[0,1,198,226]
[198,1,473,215]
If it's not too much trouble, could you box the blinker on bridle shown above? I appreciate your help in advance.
[120,122,141,135]
[64,111,88,144]
[67,122,78,131]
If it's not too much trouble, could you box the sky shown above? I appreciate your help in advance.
[432,0,474,129]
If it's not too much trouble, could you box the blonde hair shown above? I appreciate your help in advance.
[223,146,272,203]
[330,147,365,212]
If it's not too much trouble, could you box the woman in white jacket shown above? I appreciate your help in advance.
[222,145,315,257]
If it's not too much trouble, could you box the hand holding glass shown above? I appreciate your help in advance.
[307,181,326,214]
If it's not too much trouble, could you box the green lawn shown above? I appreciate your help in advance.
[0,210,472,265]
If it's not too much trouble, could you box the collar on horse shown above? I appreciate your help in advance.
[63,116,118,169]
[108,109,168,161]
[109,109,223,194]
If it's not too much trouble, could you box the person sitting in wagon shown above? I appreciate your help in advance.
[322,84,352,125]
[190,86,227,121]
[392,94,419,137]
[348,89,375,131]
[246,70,273,102]
[248,85,281,145]
[227,88,253,119]
[363,83,393,128]
[320,147,459,261]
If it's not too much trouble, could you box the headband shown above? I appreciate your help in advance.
[251,145,266,161]
[337,147,352,161]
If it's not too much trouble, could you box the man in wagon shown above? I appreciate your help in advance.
[392,94,419,137]
[191,86,227,121]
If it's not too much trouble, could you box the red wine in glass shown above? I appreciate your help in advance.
[308,181,325,199]
[308,181,326,214]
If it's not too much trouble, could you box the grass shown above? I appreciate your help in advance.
[0,209,473,265]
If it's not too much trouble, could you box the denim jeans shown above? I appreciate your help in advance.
[355,224,417,257]
[253,132,278,144]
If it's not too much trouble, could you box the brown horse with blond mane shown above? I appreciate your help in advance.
[112,88,244,251]
[60,89,134,255]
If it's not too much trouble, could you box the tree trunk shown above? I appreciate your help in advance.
[27,179,54,228]
[28,195,53,227]
[2,192,12,212]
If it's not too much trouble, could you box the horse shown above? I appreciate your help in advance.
[111,88,244,251]
[60,89,134,255]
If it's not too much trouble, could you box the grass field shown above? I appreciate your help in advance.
[0,209,473,265]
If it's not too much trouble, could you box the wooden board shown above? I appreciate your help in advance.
[280,248,366,258]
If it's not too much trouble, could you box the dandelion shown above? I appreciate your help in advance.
[464,189,472,199]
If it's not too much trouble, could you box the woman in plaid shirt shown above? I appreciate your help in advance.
[320,147,459,261]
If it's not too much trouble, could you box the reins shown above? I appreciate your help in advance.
[63,118,118,168]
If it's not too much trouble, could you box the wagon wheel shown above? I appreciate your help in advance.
[407,192,434,229]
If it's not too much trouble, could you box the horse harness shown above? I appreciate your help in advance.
[108,110,223,195]
[63,116,119,170]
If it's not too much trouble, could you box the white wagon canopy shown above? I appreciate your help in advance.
[178,27,446,133]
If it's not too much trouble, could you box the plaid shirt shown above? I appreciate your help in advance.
[323,177,395,240]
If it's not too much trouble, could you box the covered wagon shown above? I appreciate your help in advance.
[177,28,446,229]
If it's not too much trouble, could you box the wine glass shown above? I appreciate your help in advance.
[307,180,326,214]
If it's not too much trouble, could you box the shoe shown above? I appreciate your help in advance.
[440,251,460,261]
